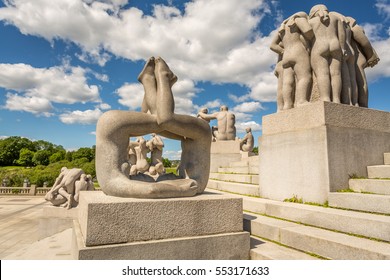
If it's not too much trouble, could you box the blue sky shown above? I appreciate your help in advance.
[0,0,389,159]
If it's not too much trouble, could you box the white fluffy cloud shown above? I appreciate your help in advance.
[0,0,276,103]
[163,150,182,160]
[4,93,54,116]
[236,120,262,133]
[116,83,144,110]
[376,0,390,19]
[0,63,101,116]
[59,108,103,124]
[233,101,263,113]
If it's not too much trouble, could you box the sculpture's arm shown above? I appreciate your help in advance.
[270,32,284,55]
[197,111,218,121]
[295,17,314,42]
[337,17,348,59]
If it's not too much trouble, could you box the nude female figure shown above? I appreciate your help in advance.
[270,11,313,110]
[96,57,211,198]
[346,17,380,107]
[309,4,346,103]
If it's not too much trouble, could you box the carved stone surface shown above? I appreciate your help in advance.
[240,127,254,152]
[44,167,95,209]
[270,4,379,111]
[96,57,211,198]
[198,105,236,141]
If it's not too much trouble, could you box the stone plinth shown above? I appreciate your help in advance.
[210,140,241,172]
[72,191,250,259]
[259,101,390,204]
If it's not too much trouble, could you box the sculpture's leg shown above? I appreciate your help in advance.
[311,55,331,102]
[356,53,369,107]
[340,60,352,105]
[138,57,158,114]
[282,67,295,110]
[154,57,211,193]
[329,55,342,103]
[348,58,359,106]
[294,59,312,107]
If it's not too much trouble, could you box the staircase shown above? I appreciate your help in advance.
[328,152,390,214]
[207,154,390,260]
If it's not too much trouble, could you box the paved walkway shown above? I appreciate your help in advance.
[0,196,73,260]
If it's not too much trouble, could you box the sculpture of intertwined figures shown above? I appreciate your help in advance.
[270,4,379,111]
[45,167,95,209]
[96,57,211,198]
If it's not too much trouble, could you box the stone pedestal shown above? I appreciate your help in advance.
[259,101,390,204]
[210,140,241,172]
[72,191,250,259]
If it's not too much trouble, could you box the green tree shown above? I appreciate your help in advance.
[49,151,65,164]
[0,136,36,166]
[253,146,259,155]
[162,157,172,168]
[16,148,35,166]
[32,150,51,166]
[72,147,94,162]
[65,151,73,162]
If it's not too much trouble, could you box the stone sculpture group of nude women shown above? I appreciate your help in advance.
[271,4,380,111]
[95,57,211,198]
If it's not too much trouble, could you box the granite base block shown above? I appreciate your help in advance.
[259,101,390,203]
[72,220,250,260]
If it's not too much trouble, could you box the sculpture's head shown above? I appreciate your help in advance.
[309,4,329,22]
[199,108,208,114]
[80,174,86,180]
[60,167,68,173]
[246,127,252,133]
[151,133,156,137]
[220,105,228,111]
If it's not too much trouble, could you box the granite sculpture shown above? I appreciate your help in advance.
[45,167,94,209]
[240,127,254,152]
[197,105,236,141]
[270,4,379,110]
[147,133,165,176]
[96,57,211,198]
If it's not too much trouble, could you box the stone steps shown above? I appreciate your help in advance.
[209,173,259,185]
[244,212,390,260]
[207,180,260,197]
[250,236,319,260]
[367,165,390,179]
[229,161,259,168]
[217,166,258,174]
[207,188,390,242]
[349,179,390,195]
[328,192,390,214]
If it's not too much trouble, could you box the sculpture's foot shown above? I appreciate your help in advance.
[155,57,177,87]
[296,101,310,107]
[67,195,74,209]
[137,57,155,82]
[283,102,293,110]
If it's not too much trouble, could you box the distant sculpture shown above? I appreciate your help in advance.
[197,105,236,141]
[240,127,254,152]
[147,133,165,175]
[271,4,379,110]
[96,57,211,198]
[45,167,94,209]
